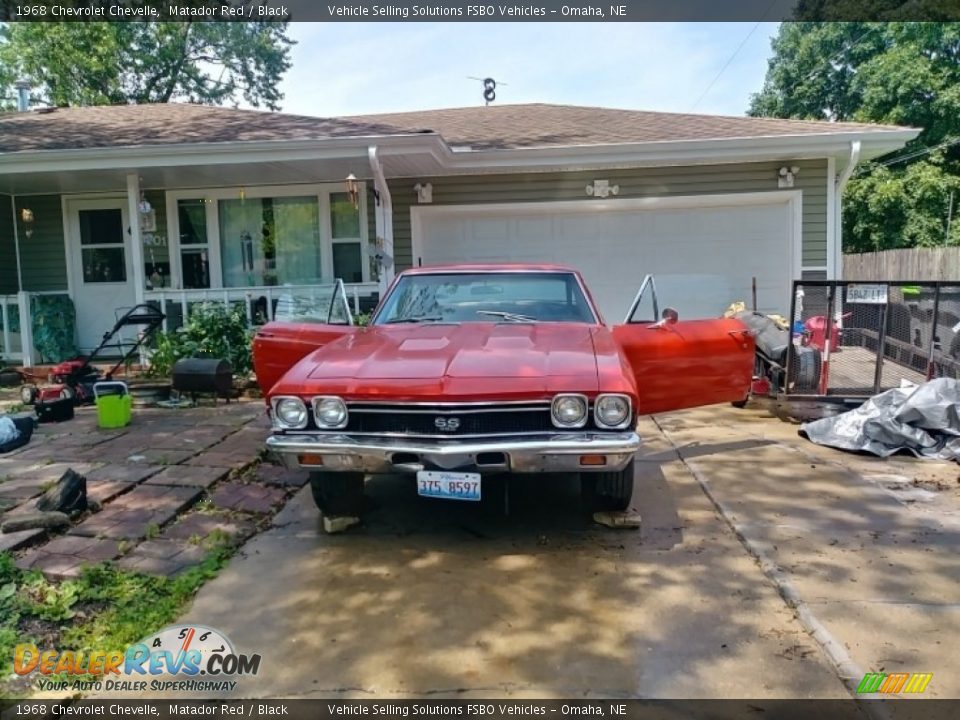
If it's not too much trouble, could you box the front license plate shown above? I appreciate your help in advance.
[416,471,481,502]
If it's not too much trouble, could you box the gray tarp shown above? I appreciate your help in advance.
[801,377,960,460]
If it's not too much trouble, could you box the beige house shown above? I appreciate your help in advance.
[0,102,917,365]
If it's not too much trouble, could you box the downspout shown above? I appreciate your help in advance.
[834,140,861,280]
[367,146,395,293]
[819,140,862,395]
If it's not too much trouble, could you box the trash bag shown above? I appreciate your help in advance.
[0,415,34,454]
[801,377,960,460]
[0,417,18,445]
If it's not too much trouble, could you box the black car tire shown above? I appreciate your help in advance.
[581,459,635,512]
[309,471,365,516]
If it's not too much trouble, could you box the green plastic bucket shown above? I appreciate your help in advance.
[94,382,132,429]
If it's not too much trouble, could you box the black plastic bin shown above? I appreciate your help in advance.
[172,358,233,398]
[36,397,75,423]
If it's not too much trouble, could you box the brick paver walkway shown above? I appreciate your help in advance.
[0,400,302,578]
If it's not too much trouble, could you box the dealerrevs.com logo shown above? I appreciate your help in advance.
[14,624,260,693]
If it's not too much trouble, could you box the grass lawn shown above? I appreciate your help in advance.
[0,542,233,698]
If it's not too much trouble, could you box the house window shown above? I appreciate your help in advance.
[218,196,321,287]
[330,192,364,283]
[167,184,369,292]
[79,208,126,283]
[177,199,210,289]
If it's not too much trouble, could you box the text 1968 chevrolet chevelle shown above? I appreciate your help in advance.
[252,265,754,517]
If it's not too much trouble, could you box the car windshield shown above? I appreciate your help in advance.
[373,272,597,325]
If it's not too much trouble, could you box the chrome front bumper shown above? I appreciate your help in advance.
[266,432,640,474]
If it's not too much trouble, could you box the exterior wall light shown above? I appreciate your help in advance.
[20,207,34,239]
[778,166,800,188]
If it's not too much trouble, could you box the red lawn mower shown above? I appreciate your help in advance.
[20,304,165,410]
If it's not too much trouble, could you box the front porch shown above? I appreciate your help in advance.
[0,145,396,367]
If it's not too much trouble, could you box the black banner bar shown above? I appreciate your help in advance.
[1,0,959,22]
[2,700,960,720]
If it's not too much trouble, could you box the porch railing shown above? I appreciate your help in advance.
[145,282,381,333]
[0,290,71,368]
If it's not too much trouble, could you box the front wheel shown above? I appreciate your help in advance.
[309,471,365,516]
[20,385,38,405]
[581,459,635,512]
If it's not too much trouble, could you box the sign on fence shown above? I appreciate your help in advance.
[845,284,888,304]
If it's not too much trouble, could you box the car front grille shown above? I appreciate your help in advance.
[338,401,557,437]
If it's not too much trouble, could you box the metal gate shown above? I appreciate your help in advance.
[784,280,960,399]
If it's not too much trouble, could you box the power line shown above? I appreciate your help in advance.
[764,24,881,115]
[689,20,767,112]
[855,136,960,176]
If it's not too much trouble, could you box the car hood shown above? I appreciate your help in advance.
[288,323,601,398]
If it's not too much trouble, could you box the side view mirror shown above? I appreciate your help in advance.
[647,307,679,330]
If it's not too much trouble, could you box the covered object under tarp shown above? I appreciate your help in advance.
[801,377,960,460]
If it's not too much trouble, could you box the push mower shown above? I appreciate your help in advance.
[20,303,165,407]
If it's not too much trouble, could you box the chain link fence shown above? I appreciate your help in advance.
[785,281,960,399]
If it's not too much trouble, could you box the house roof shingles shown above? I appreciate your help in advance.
[0,101,908,155]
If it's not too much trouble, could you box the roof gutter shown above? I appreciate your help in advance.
[434,130,917,173]
[0,134,443,175]
[0,126,917,178]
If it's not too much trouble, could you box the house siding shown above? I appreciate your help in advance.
[14,195,67,292]
[0,195,17,293]
[388,159,829,272]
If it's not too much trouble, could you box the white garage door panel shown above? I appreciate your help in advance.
[414,199,795,322]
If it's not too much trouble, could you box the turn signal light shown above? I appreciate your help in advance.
[579,455,607,466]
[298,453,324,466]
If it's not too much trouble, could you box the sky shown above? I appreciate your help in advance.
[277,22,781,118]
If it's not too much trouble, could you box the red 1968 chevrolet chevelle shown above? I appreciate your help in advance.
[252,264,754,518]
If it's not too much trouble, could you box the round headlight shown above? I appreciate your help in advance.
[274,397,308,429]
[552,394,588,428]
[314,397,348,428]
[595,394,631,428]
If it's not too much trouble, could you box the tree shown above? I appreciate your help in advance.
[0,20,294,110]
[750,23,960,251]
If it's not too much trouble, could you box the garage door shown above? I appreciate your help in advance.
[412,196,798,322]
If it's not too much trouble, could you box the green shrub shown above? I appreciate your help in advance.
[31,295,76,362]
[146,303,253,378]
[354,312,372,327]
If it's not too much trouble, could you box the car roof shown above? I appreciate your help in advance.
[400,263,582,275]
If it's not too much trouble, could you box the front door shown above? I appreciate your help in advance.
[68,199,136,353]
[612,275,755,415]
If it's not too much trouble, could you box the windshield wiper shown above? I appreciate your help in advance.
[476,310,536,322]
[384,315,444,324]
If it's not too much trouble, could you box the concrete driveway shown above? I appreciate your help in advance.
[140,403,960,699]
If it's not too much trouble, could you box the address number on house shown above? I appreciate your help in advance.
[846,284,888,304]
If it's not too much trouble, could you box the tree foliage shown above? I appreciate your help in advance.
[0,20,293,110]
[750,22,960,251]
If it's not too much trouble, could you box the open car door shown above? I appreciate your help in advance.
[611,275,755,415]
[252,280,362,394]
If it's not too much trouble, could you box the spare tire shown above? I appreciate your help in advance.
[790,345,822,392]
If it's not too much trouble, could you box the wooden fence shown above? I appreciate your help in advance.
[844,247,960,281]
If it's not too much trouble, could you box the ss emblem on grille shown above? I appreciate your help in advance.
[434,417,461,432]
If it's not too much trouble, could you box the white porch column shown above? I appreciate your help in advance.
[17,290,33,368]
[126,173,146,306]
[368,146,395,294]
